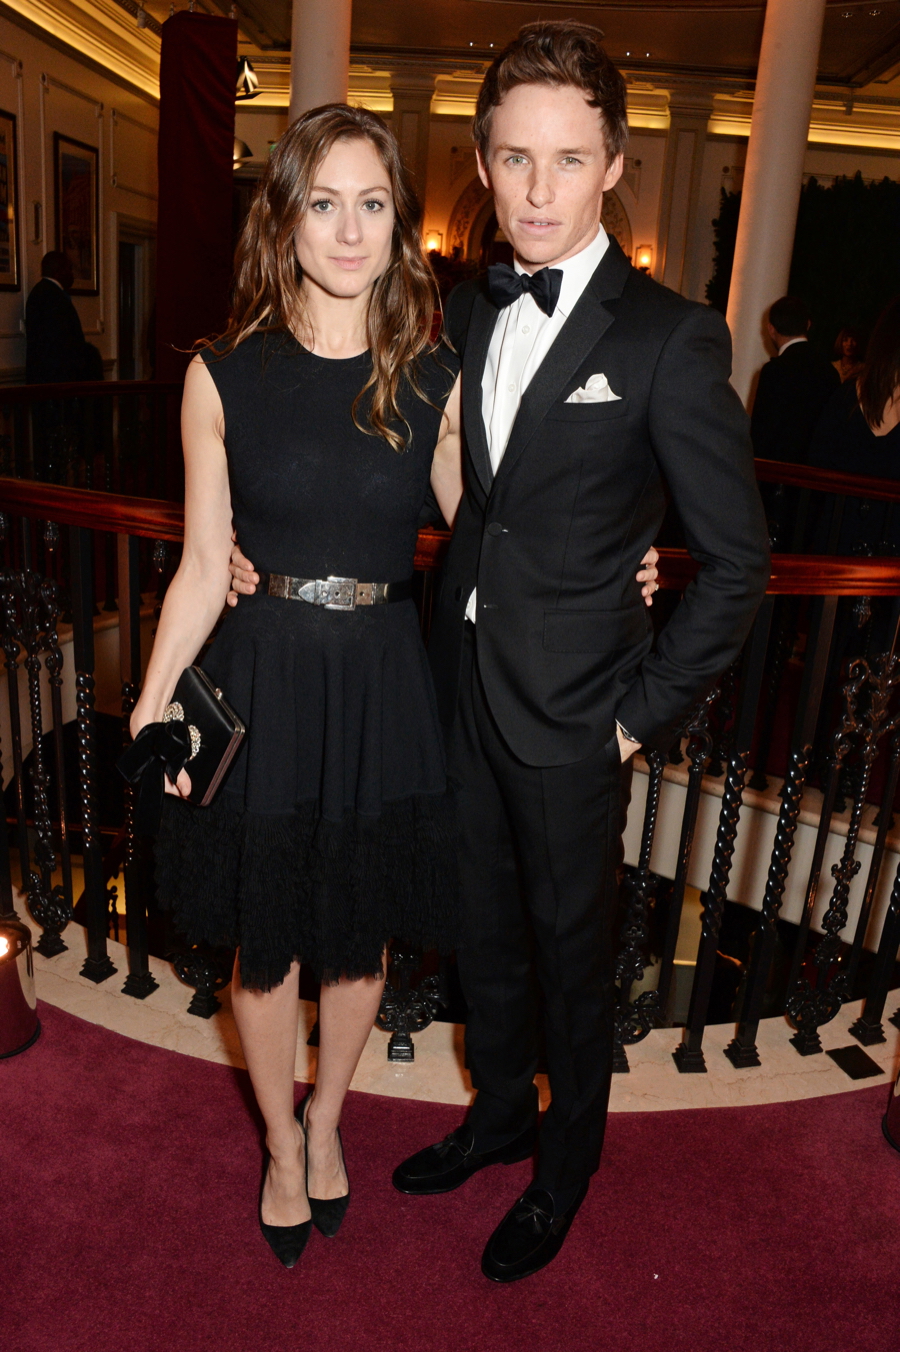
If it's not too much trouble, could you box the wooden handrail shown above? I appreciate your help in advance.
[3,479,900,597]
[0,477,185,541]
[754,456,900,503]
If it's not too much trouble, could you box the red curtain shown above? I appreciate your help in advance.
[155,11,237,384]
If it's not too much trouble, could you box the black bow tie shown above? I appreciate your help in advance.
[487,263,563,317]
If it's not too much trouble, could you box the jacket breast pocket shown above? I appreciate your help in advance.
[542,606,648,654]
[546,399,630,424]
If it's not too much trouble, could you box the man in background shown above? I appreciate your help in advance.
[24,250,102,481]
[25,251,93,384]
[751,295,839,466]
[751,295,839,547]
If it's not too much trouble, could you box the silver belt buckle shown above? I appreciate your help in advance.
[319,575,357,610]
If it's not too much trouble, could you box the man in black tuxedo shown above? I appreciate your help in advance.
[391,22,768,1281]
[25,251,90,384]
[750,295,839,466]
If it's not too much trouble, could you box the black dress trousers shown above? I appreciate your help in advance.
[449,625,631,1194]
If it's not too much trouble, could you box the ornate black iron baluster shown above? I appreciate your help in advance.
[152,539,168,615]
[749,598,796,792]
[849,854,900,1045]
[0,573,32,894]
[0,567,71,956]
[673,599,774,1073]
[42,521,73,910]
[842,730,900,1003]
[118,532,158,999]
[725,595,839,1067]
[655,690,717,1023]
[707,658,738,778]
[69,525,116,984]
[780,682,858,1047]
[613,748,666,1072]
[376,946,445,1062]
[787,651,900,1054]
[172,945,231,1017]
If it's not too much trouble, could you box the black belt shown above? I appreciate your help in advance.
[256,572,414,610]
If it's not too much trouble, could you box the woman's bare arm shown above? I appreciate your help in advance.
[130,355,234,791]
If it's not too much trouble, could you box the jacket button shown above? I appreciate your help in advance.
[487,522,503,537]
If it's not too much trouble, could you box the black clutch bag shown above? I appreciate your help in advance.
[162,666,246,806]
[118,666,246,834]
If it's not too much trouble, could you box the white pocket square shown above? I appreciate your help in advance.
[565,373,622,403]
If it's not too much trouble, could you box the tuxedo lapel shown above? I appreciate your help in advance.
[461,288,496,496]
[494,239,632,486]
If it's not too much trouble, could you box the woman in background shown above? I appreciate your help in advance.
[831,326,865,385]
[811,299,900,556]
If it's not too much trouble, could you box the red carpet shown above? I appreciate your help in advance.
[2,1003,899,1352]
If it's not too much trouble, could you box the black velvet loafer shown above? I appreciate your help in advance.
[392,1121,536,1196]
[481,1181,589,1283]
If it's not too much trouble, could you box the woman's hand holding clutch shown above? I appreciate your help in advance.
[129,703,193,799]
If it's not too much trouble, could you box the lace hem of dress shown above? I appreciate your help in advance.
[155,790,458,991]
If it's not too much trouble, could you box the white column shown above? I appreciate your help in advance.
[288,0,352,124]
[726,0,828,405]
[389,71,435,212]
[655,87,712,297]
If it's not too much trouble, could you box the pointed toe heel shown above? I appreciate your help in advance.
[258,1211,312,1268]
[258,1150,312,1269]
[297,1097,351,1238]
[308,1182,351,1239]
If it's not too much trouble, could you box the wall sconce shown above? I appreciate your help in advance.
[233,138,254,167]
[425,230,443,254]
[236,56,260,101]
[635,245,653,272]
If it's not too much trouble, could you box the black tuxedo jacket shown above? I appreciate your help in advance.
[750,339,839,465]
[428,238,770,765]
[25,277,88,384]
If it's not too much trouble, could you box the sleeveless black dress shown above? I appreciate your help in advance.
[155,332,459,991]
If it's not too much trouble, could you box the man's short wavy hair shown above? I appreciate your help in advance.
[473,21,629,166]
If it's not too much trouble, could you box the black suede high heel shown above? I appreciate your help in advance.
[258,1147,312,1269]
[297,1095,351,1238]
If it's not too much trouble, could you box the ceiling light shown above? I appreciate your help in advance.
[236,56,260,101]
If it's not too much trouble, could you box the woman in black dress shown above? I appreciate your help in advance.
[134,103,658,1269]
[132,106,466,1268]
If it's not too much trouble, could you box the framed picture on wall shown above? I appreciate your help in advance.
[0,108,19,291]
[53,133,99,296]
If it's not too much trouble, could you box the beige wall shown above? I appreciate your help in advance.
[0,14,158,381]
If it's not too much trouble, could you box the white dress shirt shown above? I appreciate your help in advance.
[466,225,610,623]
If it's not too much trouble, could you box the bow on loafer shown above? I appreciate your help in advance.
[481,1181,589,1284]
[392,1121,536,1196]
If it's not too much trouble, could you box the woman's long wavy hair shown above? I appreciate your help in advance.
[858,298,900,431]
[214,104,438,452]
